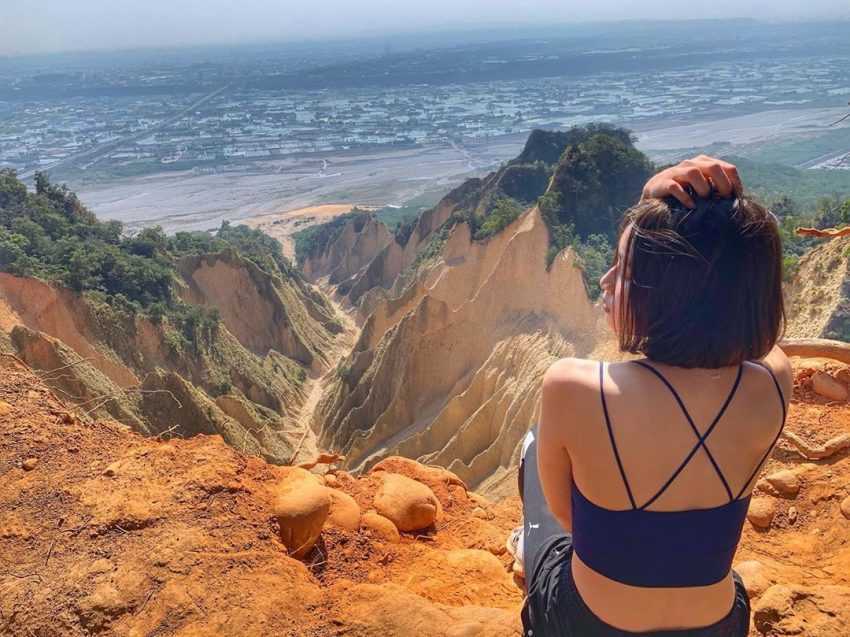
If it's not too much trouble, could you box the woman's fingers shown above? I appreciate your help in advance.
[703,163,734,196]
[692,155,740,196]
[640,156,742,207]
[676,165,711,197]
[720,161,743,196]
[666,180,695,208]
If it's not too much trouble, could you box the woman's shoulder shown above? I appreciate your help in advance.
[544,356,634,378]
[543,356,618,395]
[755,346,793,405]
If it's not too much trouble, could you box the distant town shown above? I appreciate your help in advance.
[1,20,849,229]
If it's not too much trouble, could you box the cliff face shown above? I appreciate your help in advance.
[315,207,600,495]
[301,213,393,286]
[0,251,344,465]
[178,249,339,369]
[785,237,850,341]
[299,129,639,495]
[304,197,460,310]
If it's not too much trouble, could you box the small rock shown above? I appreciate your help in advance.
[102,461,120,477]
[271,467,331,559]
[326,489,361,531]
[765,470,800,498]
[840,495,850,520]
[788,506,798,525]
[21,457,38,471]
[734,560,772,598]
[374,473,441,532]
[0,400,12,417]
[809,483,836,504]
[811,371,848,401]
[753,585,797,634]
[835,367,850,385]
[361,511,400,543]
[472,507,494,520]
[747,497,777,529]
[323,474,339,488]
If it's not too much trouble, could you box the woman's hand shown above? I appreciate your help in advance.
[641,155,743,208]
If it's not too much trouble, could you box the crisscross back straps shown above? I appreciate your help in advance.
[599,362,637,509]
[735,362,787,499]
[632,361,743,510]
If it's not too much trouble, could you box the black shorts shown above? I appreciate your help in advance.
[519,426,751,637]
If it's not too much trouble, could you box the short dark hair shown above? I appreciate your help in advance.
[617,195,784,368]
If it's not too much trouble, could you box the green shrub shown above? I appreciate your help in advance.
[473,197,523,240]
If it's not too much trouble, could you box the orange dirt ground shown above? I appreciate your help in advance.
[0,354,848,636]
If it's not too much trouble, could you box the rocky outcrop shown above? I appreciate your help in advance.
[302,213,393,285]
[0,273,139,387]
[10,325,146,429]
[178,249,338,367]
[315,207,599,494]
[785,236,850,340]
[0,358,525,636]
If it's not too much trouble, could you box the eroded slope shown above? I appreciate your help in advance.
[0,249,345,465]
[314,207,600,495]
[785,236,850,341]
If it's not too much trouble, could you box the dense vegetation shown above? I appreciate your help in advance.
[437,125,648,297]
[0,169,297,352]
[292,209,368,265]
[726,156,850,209]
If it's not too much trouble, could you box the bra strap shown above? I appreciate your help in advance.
[634,361,742,508]
[735,362,787,499]
[600,361,637,509]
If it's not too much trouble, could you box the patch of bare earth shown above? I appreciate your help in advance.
[246,204,376,262]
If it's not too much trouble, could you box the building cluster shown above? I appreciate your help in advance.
[1,56,848,178]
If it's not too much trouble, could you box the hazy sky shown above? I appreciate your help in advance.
[2,0,849,56]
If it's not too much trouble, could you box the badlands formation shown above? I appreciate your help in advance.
[0,248,345,465]
[1,128,850,635]
[312,207,598,496]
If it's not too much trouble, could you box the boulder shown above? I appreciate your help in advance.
[271,468,330,558]
[734,560,772,598]
[0,401,11,417]
[753,585,797,634]
[326,489,361,531]
[747,497,777,529]
[371,456,467,490]
[811,371,848,401]
[765,469,801,498]
[835,367,850,386]
[361,511,400,543]
[374,473,441,532]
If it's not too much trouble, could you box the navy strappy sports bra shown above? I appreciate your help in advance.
[571,361,786,588]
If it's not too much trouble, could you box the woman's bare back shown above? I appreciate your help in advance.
[540,351,791,631]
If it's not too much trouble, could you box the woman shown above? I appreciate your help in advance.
[513,156,792,636]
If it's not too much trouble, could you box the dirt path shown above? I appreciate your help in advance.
[290,282,360,463]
